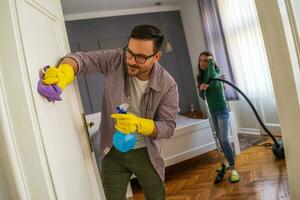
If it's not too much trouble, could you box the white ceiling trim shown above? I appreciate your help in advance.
[64,5,180,21]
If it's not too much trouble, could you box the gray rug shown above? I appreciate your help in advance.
[238,133,269,151]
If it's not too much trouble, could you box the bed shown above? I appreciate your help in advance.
[162,115,215,167]
[162,113,240,167]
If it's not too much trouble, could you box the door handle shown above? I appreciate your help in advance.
[81,113,94,153]
[85,121,94,128]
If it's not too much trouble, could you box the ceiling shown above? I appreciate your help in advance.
[61,0,182,15]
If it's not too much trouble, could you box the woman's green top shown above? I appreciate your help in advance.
[203,60,228,113]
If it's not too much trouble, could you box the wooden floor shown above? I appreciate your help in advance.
[130,139,290,200]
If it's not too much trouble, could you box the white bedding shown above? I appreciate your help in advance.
[175,114,206,129]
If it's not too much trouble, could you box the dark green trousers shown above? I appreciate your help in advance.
[101,147,166,200]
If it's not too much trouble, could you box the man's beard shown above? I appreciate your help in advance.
[126,63,142,76]
[125,62,154,79]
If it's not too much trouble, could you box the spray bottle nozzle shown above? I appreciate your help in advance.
[116,103,129,114]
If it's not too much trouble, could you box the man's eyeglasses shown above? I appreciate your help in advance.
[124,46,157,64]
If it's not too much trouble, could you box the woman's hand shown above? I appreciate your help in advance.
[199,83,209,91]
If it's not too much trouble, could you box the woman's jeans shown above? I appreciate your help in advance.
[211,109,235,167]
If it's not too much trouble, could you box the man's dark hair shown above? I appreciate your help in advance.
[130,24,164,53]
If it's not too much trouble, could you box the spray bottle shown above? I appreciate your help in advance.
[112,103,137,152]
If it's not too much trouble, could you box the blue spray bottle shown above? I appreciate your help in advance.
[112,103,137,152]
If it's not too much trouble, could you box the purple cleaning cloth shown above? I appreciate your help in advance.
[37,79,62,102]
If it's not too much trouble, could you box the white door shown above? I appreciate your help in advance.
[0,0,104,199]
[84,113,133,198]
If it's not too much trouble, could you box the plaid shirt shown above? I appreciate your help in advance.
[67,48,179,181]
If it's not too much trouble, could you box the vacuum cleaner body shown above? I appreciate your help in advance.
[272,139,285,159]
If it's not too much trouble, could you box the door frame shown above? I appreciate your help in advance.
[0,0,59,198]
[0,0,102,199]
[255,0,300,199]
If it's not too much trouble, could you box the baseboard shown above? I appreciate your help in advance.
[238,125,281,136]
[238,128,261,135]
[263,123,281,136]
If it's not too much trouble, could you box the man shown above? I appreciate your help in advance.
[39,24,179,200]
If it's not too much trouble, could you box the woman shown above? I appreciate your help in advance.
[197,51,239,183]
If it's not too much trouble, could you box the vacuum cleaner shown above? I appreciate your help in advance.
[202,78,285,184]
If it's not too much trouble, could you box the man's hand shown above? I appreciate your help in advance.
[43,64,75,90]
[199,83,209,91]
[111,113,155,136]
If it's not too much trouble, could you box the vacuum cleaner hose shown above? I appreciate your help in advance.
[208,78,285,159]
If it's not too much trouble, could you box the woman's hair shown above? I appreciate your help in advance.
[196,51,219,86]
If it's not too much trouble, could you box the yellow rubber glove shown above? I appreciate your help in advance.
[111,113,155,136]
[43,64,75,90]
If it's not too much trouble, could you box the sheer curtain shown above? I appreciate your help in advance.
[217,0,274,99]
[198,0,238,100]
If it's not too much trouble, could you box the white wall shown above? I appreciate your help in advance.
[179,0,206,86]
[228,98,281,136]
[179,0,211,116]
[228,100,260,134]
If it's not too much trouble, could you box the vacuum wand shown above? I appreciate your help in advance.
[201,90,228,184]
